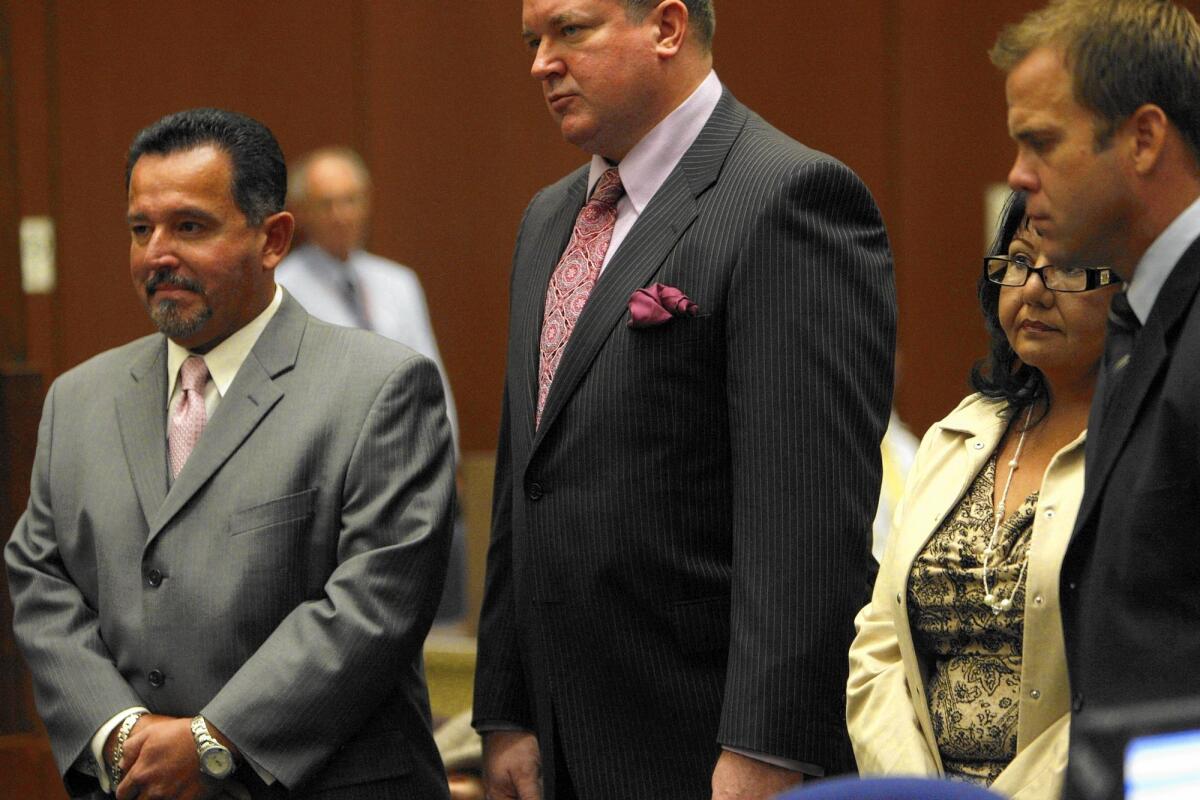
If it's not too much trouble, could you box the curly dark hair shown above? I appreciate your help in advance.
[969,191,1050,423]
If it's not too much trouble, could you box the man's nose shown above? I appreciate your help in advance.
[530,40,564,81]
[1007,152,1039,194]
[143,228,179,265]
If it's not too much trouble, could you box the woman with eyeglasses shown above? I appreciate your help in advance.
[846,191,1121,799]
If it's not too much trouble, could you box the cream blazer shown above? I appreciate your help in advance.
[847,394,1083,800]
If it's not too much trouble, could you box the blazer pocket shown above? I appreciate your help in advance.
[669,595,731,654]
[613,313,715,353]
[228,487,318,536]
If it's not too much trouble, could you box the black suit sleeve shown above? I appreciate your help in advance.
[717,158,895,768]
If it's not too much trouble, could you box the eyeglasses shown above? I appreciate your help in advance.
[983,255,1122,293]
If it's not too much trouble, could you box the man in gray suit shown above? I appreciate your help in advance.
[5,109,455,799]
[474,2,895,799]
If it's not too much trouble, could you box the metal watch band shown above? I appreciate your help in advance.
[108,711,145,789]
[190,714,219,749]
[190,715,236,778]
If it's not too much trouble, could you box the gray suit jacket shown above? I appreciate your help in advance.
[475,90,895,798]
[5,292,454,799]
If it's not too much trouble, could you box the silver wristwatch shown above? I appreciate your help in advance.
[190,715,236,779]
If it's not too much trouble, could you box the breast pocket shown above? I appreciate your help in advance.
[612,313,716,354]
[228,487,318,537]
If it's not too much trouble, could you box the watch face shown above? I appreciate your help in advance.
[201,747,234,778]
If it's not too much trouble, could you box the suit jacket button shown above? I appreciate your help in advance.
[1072,692,1084,712]
[527,482,544,501]
[146,569,163,588]
[148,670,166,688]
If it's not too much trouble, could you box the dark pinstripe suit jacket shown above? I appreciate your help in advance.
[474,91,896,799]
[5,293,455,799]
[1061,237,1200,800]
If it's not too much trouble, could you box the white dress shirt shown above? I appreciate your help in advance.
[588,69,722,272]
[1126,193,1200,323]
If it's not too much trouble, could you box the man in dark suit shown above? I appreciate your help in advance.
[4,109,456,799]
[993,2,1200,798]
[473,2,895,798]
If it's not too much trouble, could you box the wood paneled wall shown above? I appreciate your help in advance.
[3,0,1067,448]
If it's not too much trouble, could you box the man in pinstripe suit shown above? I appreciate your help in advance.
[474,2,896,798]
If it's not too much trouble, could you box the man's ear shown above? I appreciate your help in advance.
[651,0,689,58]
[1127,103,1169,177]
[259,210,296,271]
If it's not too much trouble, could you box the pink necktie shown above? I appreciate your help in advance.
[537,168,624,425]
[169,355,209,480]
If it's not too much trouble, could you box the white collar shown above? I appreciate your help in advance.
[586,70,722,212]
[1126,193,1200,323]
[166,285,283,403]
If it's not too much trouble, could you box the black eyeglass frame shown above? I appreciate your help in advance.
[983,256,1123,293]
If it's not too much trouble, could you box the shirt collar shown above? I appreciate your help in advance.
[1126,193,1200,323]
[303,243,362,278]
[167,285,284,402]
[586,70,722,212]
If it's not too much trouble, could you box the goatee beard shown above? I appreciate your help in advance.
[150,299,212,340]
[144,271,210,340]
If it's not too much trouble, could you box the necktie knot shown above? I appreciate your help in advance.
[180,355,210,393]
[591,168,624,208]
[1108,289,1141,334]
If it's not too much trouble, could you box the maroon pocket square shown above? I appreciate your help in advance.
[627,283,700,328]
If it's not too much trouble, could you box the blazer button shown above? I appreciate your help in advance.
[1072,692,1084,712]
[527,482,544,501]
[148,670,166,688]
[1030,689,1041,700]
[146,569,164,588]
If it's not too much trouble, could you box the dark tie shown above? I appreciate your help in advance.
[1100,289,1141,406]
[339,268,373,331]
[536,168,625,426]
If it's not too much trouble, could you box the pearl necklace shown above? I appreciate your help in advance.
[982,405,1034,614]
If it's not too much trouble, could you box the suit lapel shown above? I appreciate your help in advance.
[1074,241,1200,538]
[116,339,170,530]
[147,293,304,543]
[531,91,748,447]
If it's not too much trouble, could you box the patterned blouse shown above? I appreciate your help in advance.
[907,454,1037,785]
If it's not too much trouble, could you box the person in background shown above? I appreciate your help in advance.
[992,3,1200,797]
[848,191,1120,799]
[277,147,466,622]
[276,146,459,451]
[872,353,920,564]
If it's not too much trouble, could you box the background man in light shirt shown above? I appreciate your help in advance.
[275,147,460,452]
[5,108,455,799]
[993,2,1200,798]
[473,1,895,798]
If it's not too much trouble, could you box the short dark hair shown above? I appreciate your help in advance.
[969,191,1051,421]
[623,0,715,50]
[125,108,287,226]
[991,0,1200,165]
